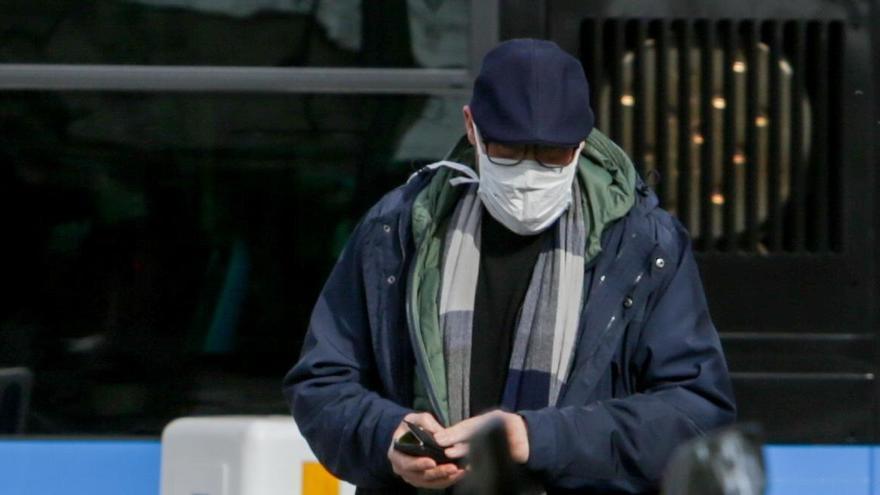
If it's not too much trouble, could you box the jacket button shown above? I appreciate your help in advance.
[623,296,634,308]
[386,275,396,285]
[383,224,392,233]
[654,257,666,269]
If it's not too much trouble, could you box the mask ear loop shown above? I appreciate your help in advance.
[407,157,481,186]
[407,160,479,186]
[471,123,490,159]
[570,141,586,167]
[406,123,485,186]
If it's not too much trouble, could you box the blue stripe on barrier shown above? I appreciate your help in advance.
[764,446,872,495]
[0,440,877,494]
[0,439,160,495]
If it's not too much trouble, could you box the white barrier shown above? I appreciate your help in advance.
[161,416,357,495]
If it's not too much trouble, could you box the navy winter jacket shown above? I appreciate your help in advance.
[283,168,736,494]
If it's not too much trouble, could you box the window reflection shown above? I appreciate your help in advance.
[0,91,467,433]
[1,0,468,68]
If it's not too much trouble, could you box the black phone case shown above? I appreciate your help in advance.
[393,421,462,466]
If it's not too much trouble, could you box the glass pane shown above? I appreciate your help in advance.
[1,0,469,68]
[0,90,468,434]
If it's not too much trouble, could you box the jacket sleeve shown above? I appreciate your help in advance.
[518,228,737,493]
[282,218,411,488]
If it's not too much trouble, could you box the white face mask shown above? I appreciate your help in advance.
[473,124,583,235]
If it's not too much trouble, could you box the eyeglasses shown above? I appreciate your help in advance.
[482,140,578,168]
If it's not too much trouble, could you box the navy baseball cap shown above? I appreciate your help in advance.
[470,39,594,148]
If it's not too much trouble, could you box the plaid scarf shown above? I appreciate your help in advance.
[428,162,586,424]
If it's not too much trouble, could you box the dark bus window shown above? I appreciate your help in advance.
[0,0,468,68]
[0,90,468,434]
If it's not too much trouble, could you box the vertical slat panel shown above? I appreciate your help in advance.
[699,19,716,251]
[633,19,647,178]
[811,21,829,252]
[766,21,784,252]
[579,17,841,255]
[589,19,604,126]
[579,21,592,103]
[789,21,807,251]
[677,20,693,230]
[610,19,625,142]
[745,21,760,251]
[655,20,670,204]
[827,21,843,252]
[722,20,738,251]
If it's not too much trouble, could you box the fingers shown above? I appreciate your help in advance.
[426,468,466,488]
[423,463,461,481]
[404,411,444,434]
[390,449,464,488]
[434,415,483,446]
[403,464,465,489]
[444,442,469,459]
[388,413,466,488]
[390,450,436,474]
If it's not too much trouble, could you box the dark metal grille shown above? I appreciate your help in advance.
[580,19,843,253]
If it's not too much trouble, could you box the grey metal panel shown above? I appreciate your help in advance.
[0,368,31,434]
[500,0,547,40]
[732,377,874,443]
[470,0,501,74]
[731,372,875,380]
[0,65,472,95]
[766,20,784,251]
[871,0,880,451]
[548,0,853,22]
[720,332,873,342]
[1,0,500,93]
[723,338,874,374]
[698,254,871,335]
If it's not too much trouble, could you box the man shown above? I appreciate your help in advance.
[284,39,736,494]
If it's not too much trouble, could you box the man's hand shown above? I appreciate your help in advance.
[387,412,466,489]
[434,410,530,464]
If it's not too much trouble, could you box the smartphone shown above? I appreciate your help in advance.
[393,420,462,466]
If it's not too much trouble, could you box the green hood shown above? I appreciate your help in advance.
[408,129,638,424]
